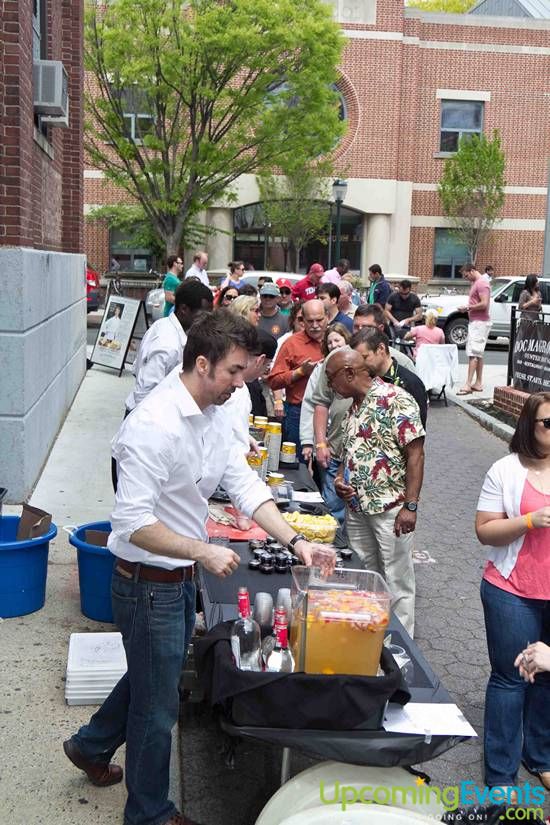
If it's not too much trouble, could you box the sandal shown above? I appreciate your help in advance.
[456,388,473,396]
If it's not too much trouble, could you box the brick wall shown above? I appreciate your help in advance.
[494,386,529,418]
[0,0,83,253]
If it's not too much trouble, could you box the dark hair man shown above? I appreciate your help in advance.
[457,264,491,394]
[317,283,353,332]
[162,254,184,317]
[353,304,416,373]
[127,280,214,412]
[367,264,392,307]
[321,257,350,285]
[328,346,425,636]
[64,310,335,825]
[292,263,325,303]
[385,279,422,331]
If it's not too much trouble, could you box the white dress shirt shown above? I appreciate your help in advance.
[184,264,209,286]
[103,315,121,341]
[125,313,187,411]
[110,368,272,569]
[224,384,252,452]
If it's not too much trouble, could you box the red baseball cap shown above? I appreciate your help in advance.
[308,263,324,275]
[276,278,293,290]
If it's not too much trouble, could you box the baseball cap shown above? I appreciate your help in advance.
[260,283,281,297]
[308,263,324,275]
[276,278,293,291]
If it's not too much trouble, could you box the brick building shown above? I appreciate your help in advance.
[84,0,550,282]
[1,0,85,501]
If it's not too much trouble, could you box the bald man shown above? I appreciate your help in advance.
[328,346,425,635]
[268,299,327,461]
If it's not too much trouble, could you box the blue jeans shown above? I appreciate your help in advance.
[480,578,550,787]
[320,456,345,525]
[284,402,305,463]
[71,569,196,825]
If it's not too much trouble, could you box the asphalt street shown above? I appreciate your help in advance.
[178,404,548,824]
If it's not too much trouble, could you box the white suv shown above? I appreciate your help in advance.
[421,277,550,347]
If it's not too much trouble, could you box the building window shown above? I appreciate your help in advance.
[440,100,483,153]
[433,229,469,279]
[122,113,155,143]
[33,0,46,60]
[110,229,153,273]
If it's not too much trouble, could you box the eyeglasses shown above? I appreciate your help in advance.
[535,417,550,429]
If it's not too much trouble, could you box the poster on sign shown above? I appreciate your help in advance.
[512,319,550,394]
[90,296,148,375]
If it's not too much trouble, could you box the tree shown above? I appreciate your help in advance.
[406,0,474,12]
[85,0,344,256]
[258,162,332,272]
[438,131,506,264]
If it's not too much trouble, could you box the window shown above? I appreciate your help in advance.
[433,229,469,279]
[122,113,155,143]
[440,100,483,153]
[110,229,153,273]
[33,0,46,60]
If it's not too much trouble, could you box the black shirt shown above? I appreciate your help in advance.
[382,358,427,428]
[247,380,267,418]
[387,292,421,323]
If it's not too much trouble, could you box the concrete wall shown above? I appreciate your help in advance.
[0,247,86,502]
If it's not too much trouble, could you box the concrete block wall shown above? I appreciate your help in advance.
[0,247,86,502]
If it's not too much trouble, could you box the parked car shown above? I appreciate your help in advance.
[86,264,101,313]
[421,277,550,347]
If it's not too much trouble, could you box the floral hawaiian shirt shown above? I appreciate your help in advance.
[342,377,425,515]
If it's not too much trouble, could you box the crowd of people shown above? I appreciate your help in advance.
[63,251,550,824]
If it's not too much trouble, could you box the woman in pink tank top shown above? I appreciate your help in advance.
[476,392,550,798]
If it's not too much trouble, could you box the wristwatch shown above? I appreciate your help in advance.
[403,501,418,512]
[287,533,307,553]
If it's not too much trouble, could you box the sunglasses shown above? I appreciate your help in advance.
[536,418,550,429]
[223,294,237,301]
[280,288,291,295]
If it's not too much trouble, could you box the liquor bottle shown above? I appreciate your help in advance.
[265,619,294,673]
[261,607,287,662]
[230,587,262,671]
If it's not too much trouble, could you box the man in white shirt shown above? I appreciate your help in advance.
[184,250,209,286]
[321,257,350,285]
[126,280,213,412]
[64,311,334,825]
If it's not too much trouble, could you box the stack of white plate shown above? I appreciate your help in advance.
[65,632,127,706]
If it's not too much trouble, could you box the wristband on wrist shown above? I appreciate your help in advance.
[525,512,533,530]
[315,442,327,449]
[294,367,304,380]
[274,400,283,407]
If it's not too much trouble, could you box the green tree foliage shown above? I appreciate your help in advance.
[85,0,344,256]
[258,161,333,272]
[406,0,474,12]
[438,131,506,264]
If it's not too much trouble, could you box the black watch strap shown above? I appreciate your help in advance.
[287,533,307,552]
[403,501,418,512]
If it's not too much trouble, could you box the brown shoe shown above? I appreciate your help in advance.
[164,813,203,825]
[63,738,123,787]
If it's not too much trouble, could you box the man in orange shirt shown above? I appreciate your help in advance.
[268,299,327,461]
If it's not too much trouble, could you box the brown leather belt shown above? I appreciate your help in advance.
[115,558,194,583]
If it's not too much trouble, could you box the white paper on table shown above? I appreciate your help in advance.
[383,702,477,737]
[292,491,324,504]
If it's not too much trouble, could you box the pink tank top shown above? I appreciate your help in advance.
[483,478,550,599]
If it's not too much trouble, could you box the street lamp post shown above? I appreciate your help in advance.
[332,179,348,264]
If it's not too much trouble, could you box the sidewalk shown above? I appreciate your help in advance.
[1,363,180,825]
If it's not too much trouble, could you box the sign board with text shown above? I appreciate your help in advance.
[512,319,550,394]
[90,296,148,376]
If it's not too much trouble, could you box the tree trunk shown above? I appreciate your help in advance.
[295,245,301,273]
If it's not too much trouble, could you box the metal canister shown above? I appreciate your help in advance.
[265,421,282,472]
[280,441,297,465]
[254,416,268,439]
[247,452,263,478]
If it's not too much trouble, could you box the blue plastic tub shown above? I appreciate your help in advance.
[68,521,115,623]
[0,515,57,618]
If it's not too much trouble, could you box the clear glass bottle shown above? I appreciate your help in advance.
[262,607,287,663]
[265,620,294,673]
[230,587,262,672]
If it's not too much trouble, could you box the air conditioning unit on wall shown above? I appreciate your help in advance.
[33,60,68,117]
[41,98,70,129]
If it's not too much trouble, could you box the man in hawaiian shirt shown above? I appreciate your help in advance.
[328,347,425,636]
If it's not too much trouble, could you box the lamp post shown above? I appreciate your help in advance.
[332,179,348,264]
